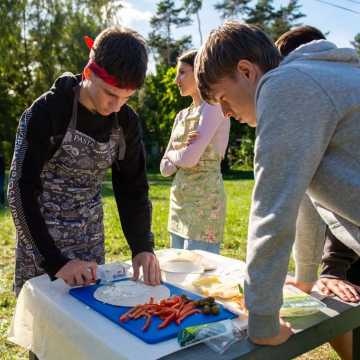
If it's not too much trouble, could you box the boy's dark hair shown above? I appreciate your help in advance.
[178,49,198,67]
[195,21,281,103]
[91,26,148,89]
[275,26,326,57]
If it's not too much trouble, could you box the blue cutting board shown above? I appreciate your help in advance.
[69,279,236,344]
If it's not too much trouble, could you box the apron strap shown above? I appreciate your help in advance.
[69,86,81,130]
[112,113,126,160]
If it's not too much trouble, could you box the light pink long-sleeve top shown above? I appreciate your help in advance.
[160,102,230,177]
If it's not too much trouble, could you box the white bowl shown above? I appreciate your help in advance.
[160,259,204,284]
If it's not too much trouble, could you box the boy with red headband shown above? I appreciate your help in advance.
[8,26,161,297]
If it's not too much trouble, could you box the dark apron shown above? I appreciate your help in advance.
[14,86,125,294]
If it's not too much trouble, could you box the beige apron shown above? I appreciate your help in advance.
[168,104,226,243]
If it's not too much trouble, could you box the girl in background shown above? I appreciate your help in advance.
[160,49,230,254]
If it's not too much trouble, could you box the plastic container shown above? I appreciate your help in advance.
[280,285,326,317]
[97,262,131,285]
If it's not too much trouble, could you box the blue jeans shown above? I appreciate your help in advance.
[170,233,220,254]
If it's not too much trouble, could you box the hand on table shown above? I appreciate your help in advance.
[250,318,294,346]
[316,277,360,302]
[132,252,161,286]
[285,275,314,293]
[55,259,97,286]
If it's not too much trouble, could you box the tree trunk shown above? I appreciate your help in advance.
[196,11,203,44]
[166,21,171,66]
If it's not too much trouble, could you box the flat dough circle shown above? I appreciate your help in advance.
[93,280,170,307]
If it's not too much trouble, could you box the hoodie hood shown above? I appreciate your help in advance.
[49,72,81,98]
[282,40,360,67]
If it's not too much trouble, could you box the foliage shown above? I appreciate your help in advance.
[134,65,191,169]
[2,0,346,172]
[0,0,122,167]
[213,0,305,168]
[0,1,28,167]
[214,0,304,41]
[183,0,203,43]
[214,0,251,19]
[227,121,255,170]
[148,0,192,67]
[352,33,360,56]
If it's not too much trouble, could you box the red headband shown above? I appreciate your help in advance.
[83,35,123,88]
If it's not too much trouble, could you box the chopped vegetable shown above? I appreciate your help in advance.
[119,293,222,331]
[202,305,211,315]
[210,305,220,315]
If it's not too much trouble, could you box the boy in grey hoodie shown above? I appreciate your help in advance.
[195,21,360,346]
[276,26,359,360]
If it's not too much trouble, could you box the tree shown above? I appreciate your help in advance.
[0,0,28,166]
[214,0,304,41]
[352,33,360,56]
[213,0,304,170]
[183,0,203,44]
[268,0,304,40]
[26,0,123,94]
[148,0,192,67]
[134,65,190,169]
[0,0,123,166]
[214,0,251,19]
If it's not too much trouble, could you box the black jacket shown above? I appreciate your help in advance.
[321,227,359,285]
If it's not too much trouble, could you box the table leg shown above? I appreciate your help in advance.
[353,326,360,360]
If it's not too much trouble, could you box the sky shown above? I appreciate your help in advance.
[117,0,360,70]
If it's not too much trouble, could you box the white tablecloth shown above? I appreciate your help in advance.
[8,251,247,360]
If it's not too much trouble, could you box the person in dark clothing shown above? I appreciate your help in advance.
[8,26,161,298]
[319,229,360,291]
[0,152,5,206]
[275,25,326,57]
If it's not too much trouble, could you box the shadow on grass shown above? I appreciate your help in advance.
[223,170,254,180]
[0,206,8,215]
[148,170,254,181]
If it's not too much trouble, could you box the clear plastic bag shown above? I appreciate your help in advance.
[204,318,247,354]
[177,318,247,355]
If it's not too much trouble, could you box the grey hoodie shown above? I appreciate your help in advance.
[245,40,360,338]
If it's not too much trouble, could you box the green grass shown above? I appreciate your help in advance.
[0,173,338,359]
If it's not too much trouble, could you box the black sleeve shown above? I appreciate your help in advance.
[320,227,359,280]
[112,108,154,257]
[7,101,69,278]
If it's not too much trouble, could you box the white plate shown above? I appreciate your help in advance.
[157,249,217,271]
[93,280,170,307]
[160,259,203,274]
